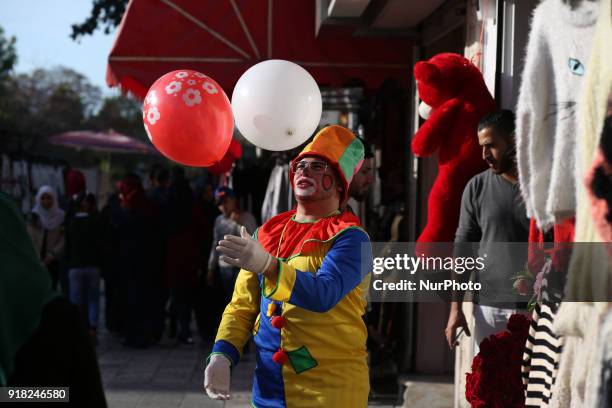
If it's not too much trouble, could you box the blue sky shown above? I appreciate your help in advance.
[0,0,118,95]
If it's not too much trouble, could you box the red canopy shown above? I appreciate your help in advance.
[107,0,413,98]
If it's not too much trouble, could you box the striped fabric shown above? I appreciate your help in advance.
[522,259,565,407]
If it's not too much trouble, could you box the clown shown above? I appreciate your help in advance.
[203,125,373,407]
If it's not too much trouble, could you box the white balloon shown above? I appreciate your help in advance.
[232,60,322,151]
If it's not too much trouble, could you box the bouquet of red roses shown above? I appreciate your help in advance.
[465,314,531,408]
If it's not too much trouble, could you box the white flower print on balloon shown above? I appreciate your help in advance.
[165,81,182,95]
[145,90,158,105]
[187,79,196,86]
[194,72,208,78]
[183,88,202,107]
[175,71,188,79]
[202,82,218,95]
[146,106,161,125]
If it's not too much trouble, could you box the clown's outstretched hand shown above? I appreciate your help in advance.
[204,354,231,400]
[217,226,273,275]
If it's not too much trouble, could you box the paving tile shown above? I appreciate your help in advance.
[96,295,404,407]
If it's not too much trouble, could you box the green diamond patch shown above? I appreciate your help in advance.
[287,346,318,374]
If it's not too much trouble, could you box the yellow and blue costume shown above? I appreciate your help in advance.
[209,126,373,407]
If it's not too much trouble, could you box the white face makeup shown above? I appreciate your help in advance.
[294,175,317,197]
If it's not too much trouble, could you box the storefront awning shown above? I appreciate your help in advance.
[106,0,413,98]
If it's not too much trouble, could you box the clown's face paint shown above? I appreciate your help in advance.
[321,174,335,191]
[295,175,317,197]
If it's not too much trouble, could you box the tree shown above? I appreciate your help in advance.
[86,94,147,141]
[41,85,86,132]
[0,26,17,79]
[0,27,20,151]
[15,67,102,118]
[0,67,102,152]
[71,0,128,40]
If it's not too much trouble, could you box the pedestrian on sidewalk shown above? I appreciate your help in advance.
[445,110,530,349]
[207,186,257,304]
[164,167,208,345]
[146,165,171,343]
[27,185,65,291]
[204,125,373,407]
[193,182,223,344]
[114,174,161,349]
[66,192,101,344]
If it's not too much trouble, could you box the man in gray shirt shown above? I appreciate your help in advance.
[445,110,530,348]
[207,187,257,302]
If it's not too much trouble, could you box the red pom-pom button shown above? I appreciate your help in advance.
[272,349,289,365]
[271,316,286,329]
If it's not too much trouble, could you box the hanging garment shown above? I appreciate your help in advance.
[261,163,294,223]
[582,309,612,407]
[551,3,612,405]
[549,304,602,408]
[522,260,564,407]
[562,0,612,323]
[516,0,599,229]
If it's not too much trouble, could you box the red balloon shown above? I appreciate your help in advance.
[143,70,233,167]
[208,138,243,174]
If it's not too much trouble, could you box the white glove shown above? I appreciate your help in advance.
[217,226,273,275]
[204,354,231,400]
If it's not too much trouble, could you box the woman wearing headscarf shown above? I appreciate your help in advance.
[0,191,106,407]
[27,185,65,290]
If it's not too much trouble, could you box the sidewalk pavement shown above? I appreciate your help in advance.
[96,300,414,407]
[98,329,254,408]
[98,328,399,408]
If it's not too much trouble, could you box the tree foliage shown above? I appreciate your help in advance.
[0,26,17,79]
[15,67,102,118]
[1,21,150,163]
[0,64,149,154]
[71,0,128,40]
[86,94,147,142]
[0,67,101,151]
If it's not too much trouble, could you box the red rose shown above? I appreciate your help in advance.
[514,278,530,295]
[471,355,483,372]
[471,398,487,408]
[507,313,530,334]
[479,337,493,358]
[465,315,529,407]
[465,372,478,402]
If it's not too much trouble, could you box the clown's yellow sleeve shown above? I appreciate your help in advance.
[211,269,260,366]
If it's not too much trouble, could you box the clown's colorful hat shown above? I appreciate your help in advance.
[290,125,364,202]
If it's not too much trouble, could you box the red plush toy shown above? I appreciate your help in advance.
[412,53,495,244]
